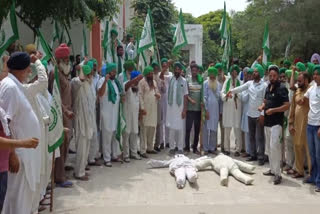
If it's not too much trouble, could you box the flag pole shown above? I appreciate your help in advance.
[50,151,55,212]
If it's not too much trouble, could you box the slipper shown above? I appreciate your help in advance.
[56,181,73,188]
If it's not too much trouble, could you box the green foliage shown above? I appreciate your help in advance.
[130,0,176,58]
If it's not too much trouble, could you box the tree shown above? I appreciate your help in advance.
[130,0,176,58]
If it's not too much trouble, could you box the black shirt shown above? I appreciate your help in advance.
[264,81,289,127]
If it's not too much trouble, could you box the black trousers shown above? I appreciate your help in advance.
[248,116,265,160]
[185,111,201,150]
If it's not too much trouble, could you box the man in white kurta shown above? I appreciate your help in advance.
[162,62,188,155]
[97,63,122,167]
[221,65,242,155]
[0,52,41,214]
[139,66,161,158]
[122,71,143,162]
[71,65,96,180]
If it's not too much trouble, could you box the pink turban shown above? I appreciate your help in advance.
[55,43,70,59]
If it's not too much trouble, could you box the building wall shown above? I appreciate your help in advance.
[181,24,203,65]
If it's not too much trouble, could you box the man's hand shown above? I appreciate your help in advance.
[66,110,74,119]
[289,125,295,136]
[105,74,110,81]
[258,115,264,126]
[258,105,264,112]
[265,108,274,116]
[2,55,9,63]
[22,138,39,149]
[155,93,160,100]
[9,152,20,173]
[226,91,233,98]
[181,110,187,119]
[292,66,296,71]
[30,54,38,64]
[205,111,210,120]
[257,55,262,63]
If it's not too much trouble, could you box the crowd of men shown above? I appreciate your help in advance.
[0,30,320,214]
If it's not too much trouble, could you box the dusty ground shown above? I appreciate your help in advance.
[43,148,320,214]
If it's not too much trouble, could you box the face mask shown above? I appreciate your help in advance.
[59,62,71,75]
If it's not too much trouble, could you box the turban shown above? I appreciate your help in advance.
[7,52,30,70]
[143,66,154,76]
[214,63,222,69]
[82,65,92,76]
[151,62,159,68]
[279,67,287,74]
[229,64,240,74]
[55,43,70,59]
[283,60,291,68]
[161,58,168,64]
[247,68,254,75]
[313,65,320,74]
[25,44,36,55]
[101,64,107,77]
[41,60,48,70]
[131,70,141,80]
[207,67,218,77]
[285,69,298,80]
[126,33,133,40]
[254,64,265,78]
[296,62,306,72]
[124,60,135,70]
[294,58,303,65]
[106,63,117,74]
[110,29,118,36]
[310,53,320,64]
[198,65,204,73]
[91,58,98,66]
[174,61,183,70]
[307,62,315,76]
[87,60,94,70]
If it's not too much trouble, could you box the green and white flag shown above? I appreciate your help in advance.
[102,20,109,61]
[262,22,270,67]
[116,102,126,151]
[173,9,188,54]
[0,0,19,57]
[284,36,291,59]
[138,9,155,54]
[219,1,228,47]
[221,24,232,74]
[50,20,60,49]
[81,26,88,57]
[35,29,53,61]
[48,67,64,153]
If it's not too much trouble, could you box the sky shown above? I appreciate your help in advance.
[172,0,249,17]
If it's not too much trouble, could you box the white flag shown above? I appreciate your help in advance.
[0,0,19,57]
[138,9,155,54]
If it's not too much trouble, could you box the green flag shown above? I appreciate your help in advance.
[262,22,270,67]
[102,20,109,61]
[285,36,291,59]
[81,26,88,57]
[219,1,228,47]
[48,67,64,153]
[50,20,60,49]
[138,9,156,54]
[173,9,188,54]
[35,29,53,62]
[0,0,19,57]
[221,24,232,74]
[116,102,126,150]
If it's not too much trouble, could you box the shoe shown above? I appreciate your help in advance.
[124,158,130,163]
[168,149,175,156]
[104,162,112,167]
[246,156,257,162]
[111,157,123,163]
[287,169,295,175]
[184,148,190,153]
[273,175,282,185]
[292,172,304,179]
[303,177,314,184]
[85,166,90,171]
[283,165,291,172]
[315,187,320,192]
[234,152,240,157]
[88,161,102,166]
[160,144,164,149]
[147,150,158,154]
[130,155,141,160]
[69,149,76,154]
[140,153,149,159]
[154,147,161,152]
[242,153,250,158]
[258,159,265,166]
[193,149,200,155]
[263,169,275,176]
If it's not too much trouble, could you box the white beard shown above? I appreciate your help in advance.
[59,62,71,75]
[209,79,217,91]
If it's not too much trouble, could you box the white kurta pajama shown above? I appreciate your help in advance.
[221,77,242,153]
[98,77,121,162]
[139,78,159,153]
[165,76,188,151]
[72,77,96,177]
[0,74,41,214]
[122,83,140,159]
[23,60,49,212]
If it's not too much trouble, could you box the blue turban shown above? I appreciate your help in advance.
[130,70,141,80]
[7,52,31,70]
[101,64,107,77]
